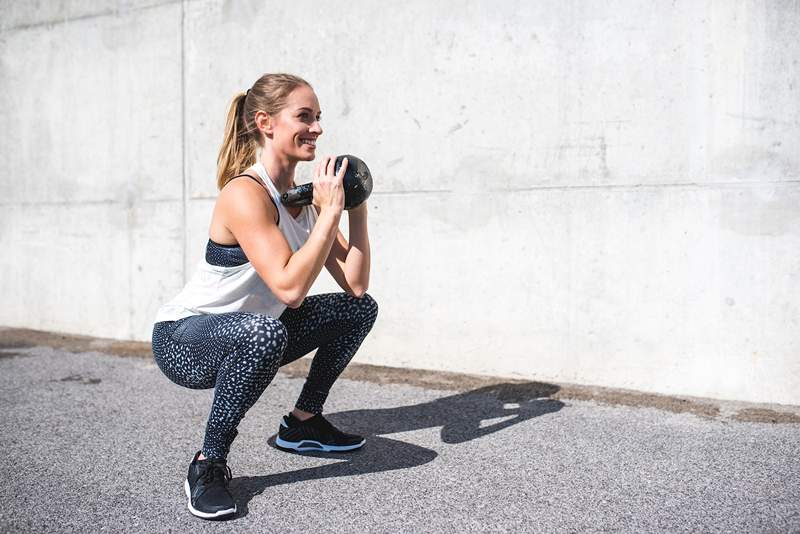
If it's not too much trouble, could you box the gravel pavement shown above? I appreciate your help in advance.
[1,339,799,533]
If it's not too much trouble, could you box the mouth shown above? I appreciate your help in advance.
[299,137,317,148]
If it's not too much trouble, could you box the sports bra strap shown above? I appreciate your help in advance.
[230,173,265,187]
[229,173,280,225]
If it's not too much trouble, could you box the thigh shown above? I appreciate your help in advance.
[152,312,285,389]
[278,292,359,365]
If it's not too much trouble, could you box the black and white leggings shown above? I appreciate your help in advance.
[151,292,378,460]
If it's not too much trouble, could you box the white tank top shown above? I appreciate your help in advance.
[154,162,317,323]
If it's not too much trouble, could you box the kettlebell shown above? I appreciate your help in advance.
[281,155,373,210]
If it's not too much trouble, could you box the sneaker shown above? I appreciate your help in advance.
[184,451,237,519]
[276,413,365,452]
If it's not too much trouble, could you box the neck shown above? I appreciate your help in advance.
[259,146,298,194]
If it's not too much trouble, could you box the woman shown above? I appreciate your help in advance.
[151,73,378,519]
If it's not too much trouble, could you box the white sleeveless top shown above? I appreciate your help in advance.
[154,162,317,323]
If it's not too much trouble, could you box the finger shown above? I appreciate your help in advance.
[326,155,336,177]
[335,157,349,181]
[318,158,328,178]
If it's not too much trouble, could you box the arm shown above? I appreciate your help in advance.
[223,179,341,308]
[317,202,371,297]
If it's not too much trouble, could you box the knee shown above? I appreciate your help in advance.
[236,314,288,363]
[354,292,379,327]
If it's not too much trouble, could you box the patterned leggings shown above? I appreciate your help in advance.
[151,292,378,460]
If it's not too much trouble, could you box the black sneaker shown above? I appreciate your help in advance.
[184,451,237,519]
[276,413,365,452]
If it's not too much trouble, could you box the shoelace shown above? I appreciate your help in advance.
[311,414,341,435]
[200,460,232,486]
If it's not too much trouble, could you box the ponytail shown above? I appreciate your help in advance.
[216,74,311,189]
[216,92,257,190]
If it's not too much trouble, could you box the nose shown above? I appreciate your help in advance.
[309,120,322,135]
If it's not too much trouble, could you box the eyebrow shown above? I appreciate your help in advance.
[296,107,321,114]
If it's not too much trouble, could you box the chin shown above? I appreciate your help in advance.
[286,149,316,162]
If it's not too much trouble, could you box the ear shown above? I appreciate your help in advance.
[254,110,274,139]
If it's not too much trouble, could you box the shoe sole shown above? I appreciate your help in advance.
[184,479,237,519]
[275,436,365,452]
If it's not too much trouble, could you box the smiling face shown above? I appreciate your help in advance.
[269,84,322,162]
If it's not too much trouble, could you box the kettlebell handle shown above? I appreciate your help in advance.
[280,155,373,210]
[280,182,314,207]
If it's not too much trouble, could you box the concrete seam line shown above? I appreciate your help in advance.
[2,327,799,421]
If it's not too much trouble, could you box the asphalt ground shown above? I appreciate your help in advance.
[1,329,799,533]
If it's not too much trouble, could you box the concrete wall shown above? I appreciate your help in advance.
[1,0,798,405]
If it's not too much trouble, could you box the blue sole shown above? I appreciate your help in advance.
[275,436,365,452]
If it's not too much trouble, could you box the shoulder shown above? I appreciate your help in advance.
[218,175,279,225]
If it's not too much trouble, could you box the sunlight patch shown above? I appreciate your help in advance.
[479,414,518,428]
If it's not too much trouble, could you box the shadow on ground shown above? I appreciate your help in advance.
[230,381,563,518]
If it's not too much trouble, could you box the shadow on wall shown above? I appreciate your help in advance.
[231,381,564,518]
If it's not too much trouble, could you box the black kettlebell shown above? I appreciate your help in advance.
[281,155,373,210]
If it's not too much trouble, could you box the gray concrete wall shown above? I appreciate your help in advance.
[1,0,798,405]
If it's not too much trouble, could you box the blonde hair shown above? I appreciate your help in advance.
[216,73,311,189]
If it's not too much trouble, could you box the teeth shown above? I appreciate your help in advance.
[301,139,316,146]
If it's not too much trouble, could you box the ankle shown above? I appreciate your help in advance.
[291,408,315,421]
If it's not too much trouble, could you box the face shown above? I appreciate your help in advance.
[267,85,322,162]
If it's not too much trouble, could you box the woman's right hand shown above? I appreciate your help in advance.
[312,155,347,216]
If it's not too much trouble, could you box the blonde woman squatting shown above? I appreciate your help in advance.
[151,73,378,519]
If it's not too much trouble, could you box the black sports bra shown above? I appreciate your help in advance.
[204,173,281,267]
